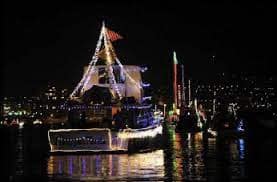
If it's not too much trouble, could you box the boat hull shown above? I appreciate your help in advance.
[48,124,163,153]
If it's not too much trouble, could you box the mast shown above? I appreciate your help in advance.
[212,55,216,119]
[70,22,121,100]
[102,23,122,99]
[69,21,145,103]
[70,23,104,99]
[177,84,181,108]
[212,90,216,119]
[181,64,185,107]
[173,51,178,110]
[188,79,191,106]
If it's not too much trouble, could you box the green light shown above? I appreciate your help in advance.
[173,51,178,64]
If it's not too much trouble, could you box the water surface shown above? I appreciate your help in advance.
[3,124,273,181]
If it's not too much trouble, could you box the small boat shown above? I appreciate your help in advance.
[176,99,208,133]
[48,22,163,153]
[211,105,246,138]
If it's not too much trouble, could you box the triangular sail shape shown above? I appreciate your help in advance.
[70,22,142,102]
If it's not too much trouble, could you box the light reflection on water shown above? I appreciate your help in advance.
[47,150,165,180]
[239,138,245,160]
[46,126,247,181]
[6,124,254,181]
[229,138,247,180]
[162,126,208,181]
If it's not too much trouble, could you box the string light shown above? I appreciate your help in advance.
[48,124,162,152]
[70,25,104,98]
[142,96,152,101]
[118,124,162,139]
[103,26,122,99]
[115,58,142,90]
[140,66,148,72]
[70,22,144,101]
[141,82,151,87]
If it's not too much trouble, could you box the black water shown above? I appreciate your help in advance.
[2,123,274,181]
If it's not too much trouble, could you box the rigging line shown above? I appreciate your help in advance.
[103,27,122,99]
[70,25,104,98]
[80,28,104,94]
[115,58,142,90]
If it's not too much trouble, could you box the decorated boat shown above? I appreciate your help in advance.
[48,22,163,153]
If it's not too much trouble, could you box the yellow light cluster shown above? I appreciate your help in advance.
[118,125,163,139]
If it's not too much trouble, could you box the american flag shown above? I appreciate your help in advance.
[106,28,123,42]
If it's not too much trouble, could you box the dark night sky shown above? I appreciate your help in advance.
[2,1,275,96]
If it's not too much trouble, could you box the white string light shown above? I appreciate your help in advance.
[115,58,142,90]
[142,96,152,101]
[70,22,142,101]
[103,27,122,99]
[70,25,104,99]
[118,124,162,139]
[141,82,151,87]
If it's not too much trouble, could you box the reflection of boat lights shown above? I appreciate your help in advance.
[121,150,164,174]
[188,133,192,149]
[95,155,101,173]
[239,138,245,160]
[118,125,162,139]
[48,150,164,178]
[69,157,73,176]
[82,158,86,176]
[187,133,191,141]
[58,160,62,174]
[195,132,203,141]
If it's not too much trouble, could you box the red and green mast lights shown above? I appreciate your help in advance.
[173,51,178,112]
